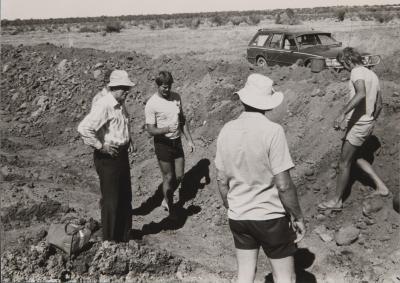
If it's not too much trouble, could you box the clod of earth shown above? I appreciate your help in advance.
[362,197,384,216]
[335,225,360,246]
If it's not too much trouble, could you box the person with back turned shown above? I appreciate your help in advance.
[215,73,305,283]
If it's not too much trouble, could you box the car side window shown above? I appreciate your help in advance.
[251,34,270,47]
[283,35,297,50]
[297,34,318,46]
[269,33,283,49]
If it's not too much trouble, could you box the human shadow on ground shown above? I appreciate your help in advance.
[131,183,164,216]
[264,248,316,283]
[132,159,210,236]
[343,135,382,201]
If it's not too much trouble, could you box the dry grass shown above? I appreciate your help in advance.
[1,19,399,62]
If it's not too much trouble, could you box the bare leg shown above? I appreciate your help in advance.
[268,256,296,283]
[157,159,175,211]
[174,157,185,190]
[235,248,259,283]
[356,158,389,196]
[319,141,358,209]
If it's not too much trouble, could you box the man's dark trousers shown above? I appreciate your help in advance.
[94,146,132,242]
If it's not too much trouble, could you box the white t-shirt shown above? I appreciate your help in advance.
[145,92,182,139]
[347,66,380,123]
[215,112,294,221]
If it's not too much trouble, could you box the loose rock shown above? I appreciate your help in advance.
[335,225,360,246]
[362,197,384,216]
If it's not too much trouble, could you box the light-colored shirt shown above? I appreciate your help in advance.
[91,88,107,106]
[215,112,294,221]
[347,66,380,123]
[77,90,130,150]
[145,92,182,139]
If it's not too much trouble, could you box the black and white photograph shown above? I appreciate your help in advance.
[1,0,399,282]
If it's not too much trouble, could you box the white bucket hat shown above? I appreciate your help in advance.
[236,73,283,110]
[108,70,135,87]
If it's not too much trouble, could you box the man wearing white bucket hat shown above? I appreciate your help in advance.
[78,70,135,242]
[215,73,305,283]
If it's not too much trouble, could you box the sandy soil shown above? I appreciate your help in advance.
[1,21,400,282]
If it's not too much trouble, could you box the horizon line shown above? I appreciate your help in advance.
[2,3,399,21]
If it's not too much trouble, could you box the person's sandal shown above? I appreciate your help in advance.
[318,200,343,212]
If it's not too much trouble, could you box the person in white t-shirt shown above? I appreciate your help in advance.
[145,71,195,218]
[319,47,389,211]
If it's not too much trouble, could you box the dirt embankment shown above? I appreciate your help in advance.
[1,44,399,282]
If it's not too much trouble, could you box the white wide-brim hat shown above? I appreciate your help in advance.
[236,73,283,110]
[108,70,135,87]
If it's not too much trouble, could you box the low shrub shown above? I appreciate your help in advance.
[335,9,346,21]
[79,25,100,33]
[163,20,172,29]
[230,16,245,26]
[189,18,201,29]
[210,15,225,26]
[10,27,24,35]
[275,12,300,25]
[105,21,123,33]
[373,12,394,23]
[149,20,158,30]
[246,15,262,25]
[358,13,371,21]
[275,13,282,24]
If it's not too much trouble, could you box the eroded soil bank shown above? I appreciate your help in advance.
[1,44,399,282]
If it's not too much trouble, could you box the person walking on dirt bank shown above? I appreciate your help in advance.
[215,74,305,283]
[78,70,135,242]
[318,47,389,212]
[145,71,195,219]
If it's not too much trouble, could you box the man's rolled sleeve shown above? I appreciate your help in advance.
[215,135,226,173]
[144,101,156,125]
[77,102,109,149]
[269,126,294,175]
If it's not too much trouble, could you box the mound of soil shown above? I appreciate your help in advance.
[1,240,185,282]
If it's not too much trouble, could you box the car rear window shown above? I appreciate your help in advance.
[252,34,270,46]
[296,34,318,46]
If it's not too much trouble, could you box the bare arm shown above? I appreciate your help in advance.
[146,124,175,136]
[334,79,366,129]
[216,169,229,208]
[275,170,303,220]
[275,170,306,242]
[373,90,383,119]
[179,101,195,152]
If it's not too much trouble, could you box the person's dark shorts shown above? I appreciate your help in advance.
[154,136,184,162]
[229,216,297,259]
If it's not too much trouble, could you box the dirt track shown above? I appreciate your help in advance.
[1,43,399,282]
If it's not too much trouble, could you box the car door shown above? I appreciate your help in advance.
[278,34,304,65]
[264,33,283,65]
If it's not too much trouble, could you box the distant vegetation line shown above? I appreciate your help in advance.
[2,4,400,26]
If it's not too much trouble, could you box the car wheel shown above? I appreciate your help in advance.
[256,56,267,67]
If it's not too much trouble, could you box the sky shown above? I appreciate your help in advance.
[1,0,399,20]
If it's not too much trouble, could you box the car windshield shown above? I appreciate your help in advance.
[296,33,339,46]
